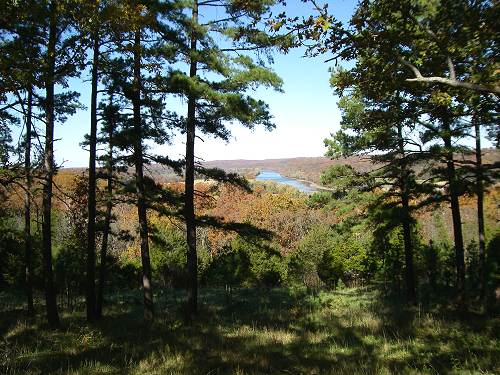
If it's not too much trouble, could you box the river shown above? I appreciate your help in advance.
[255,170,317,193]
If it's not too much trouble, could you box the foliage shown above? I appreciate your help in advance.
[203,240,252,287]
[204,235,286,288]
[149,218,187,288]
[0,215,24,286]
[486,232,500,311]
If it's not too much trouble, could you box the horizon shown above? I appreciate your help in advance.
[59,154,332,170]
[59,147,498,171]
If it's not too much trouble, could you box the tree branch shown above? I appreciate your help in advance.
[399,57,500,95]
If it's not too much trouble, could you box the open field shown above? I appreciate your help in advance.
[2,288,499,374]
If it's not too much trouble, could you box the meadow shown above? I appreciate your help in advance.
[2,287,499,375]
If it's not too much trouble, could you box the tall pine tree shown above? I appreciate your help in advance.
[169,0,283,317]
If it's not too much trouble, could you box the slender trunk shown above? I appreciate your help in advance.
[42,0,60,327]
[25,87,34,315]
[132,28,153,322]
[401,194,416,302]
[185,0,199,318]
[96,116,114,318]
[442,119,466,307]
[397,122,416,303]
[86,30,99,322]
[474,117,486,300]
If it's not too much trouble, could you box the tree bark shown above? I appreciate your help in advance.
[42,0,60,327]
[86,30,99,322]
[397,122,416,303]
[25,87,34,315]
[185,0,199,318]
[474,116,486,300]
[442,119,466,308]
[96,110,114,318]
[132,28,154,322]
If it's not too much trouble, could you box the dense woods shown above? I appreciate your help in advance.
[0,0,499,373]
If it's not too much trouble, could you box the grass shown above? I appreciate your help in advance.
[1,287,499,374]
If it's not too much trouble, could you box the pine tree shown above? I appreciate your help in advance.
[325,87,422,303]
[299,0,499,306]
[101,0,184,321]
[95,94,122,318]
[0,1,43,315]
[40,0,84,326]
[170,0,283,317]
[77,0,115,323]
[24,87,35,315]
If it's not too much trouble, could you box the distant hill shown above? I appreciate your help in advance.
[203,156,374,183]
[203,148,499,184]
[63,148,499,185]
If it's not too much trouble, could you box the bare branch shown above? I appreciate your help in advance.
[398,57,500,95]
[398,57,423,78]
[447,56,456,81]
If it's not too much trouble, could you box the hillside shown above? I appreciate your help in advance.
[63,148,499,185]
[177,148,500,184]
[203,155,374,183]
[92,155,375,184]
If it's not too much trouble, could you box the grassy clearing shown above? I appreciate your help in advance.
[1,288,499,374]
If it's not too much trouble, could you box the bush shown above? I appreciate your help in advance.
[204,236,286,288]
[486,232,500,312]
[203,244,252,287]
[292,224,369,290]
[148,223,188,288]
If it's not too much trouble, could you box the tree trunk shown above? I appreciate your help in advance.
[185,0,199,318]
[42,0,60,327]
[25,87,34,315]
[474,116,486,300]
[397,122,416,303]
[442,120,466,308]
[132,28,154,322]
[86,30,99,322]
[96,114,114,318]
[401,193,416,302]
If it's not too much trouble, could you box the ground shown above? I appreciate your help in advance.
[1,288,499,374]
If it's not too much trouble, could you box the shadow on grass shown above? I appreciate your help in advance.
[1,287,499,374]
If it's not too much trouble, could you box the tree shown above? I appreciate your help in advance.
[463,93,498,301]
[83,0,102,322]
[293,0,499,96]
[95,95,122,318]
[24,88,35,315]
[40,0,83,326]
[77,0,119,322]
[1,0,46,316]
[324,85,422,302]
[294,0,499,306]
[101,0,184,321]
[395,0,499,96]
[172,0,283,317]
[42,0,61,326]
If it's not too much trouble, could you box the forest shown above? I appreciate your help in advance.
[0,0,499,374]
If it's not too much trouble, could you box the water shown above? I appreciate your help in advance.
[255,170,317,193]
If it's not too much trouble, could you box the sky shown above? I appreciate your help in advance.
[47,0,358,168]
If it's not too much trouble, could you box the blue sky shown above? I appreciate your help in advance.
[50,0,358,167]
